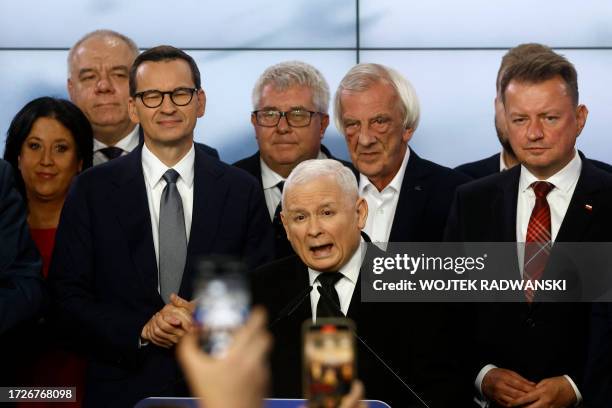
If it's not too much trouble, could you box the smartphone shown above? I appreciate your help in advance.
[302,318,356,408]
[193,257,250,357]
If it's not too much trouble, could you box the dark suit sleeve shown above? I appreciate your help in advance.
[0,161,44,335]
[49,177,151,360]
[242,176,274,270]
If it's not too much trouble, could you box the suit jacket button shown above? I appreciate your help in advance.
[525,317,535,328]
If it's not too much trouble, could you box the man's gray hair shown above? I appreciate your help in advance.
[68,29,139,77]
[282,159,357,210]
[252,61,330,113]
[333,63,420,134]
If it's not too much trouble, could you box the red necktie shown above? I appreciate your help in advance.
[524,181,554,302]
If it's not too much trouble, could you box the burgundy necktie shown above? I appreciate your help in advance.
[524,181,554,302]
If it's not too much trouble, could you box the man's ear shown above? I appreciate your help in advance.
[128,97,140,124]
[67,78,75,101]
[196,89,206,117]
[356,197,368,230]
[575,104,588,138]
[402,127,415,144]
[319,114,330,139]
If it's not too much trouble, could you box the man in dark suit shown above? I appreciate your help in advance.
[68,30,218,165]
[49,46,273,407]
[252,159,464,407]
[333,63,469,245]
[234,61,353,259]
[445,47,612,407]
[455,43,612,179]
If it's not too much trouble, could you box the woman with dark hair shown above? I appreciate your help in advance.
[3,96,93,407]
[4,96,93,276]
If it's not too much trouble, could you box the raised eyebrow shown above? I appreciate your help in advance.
[289,105,308,111]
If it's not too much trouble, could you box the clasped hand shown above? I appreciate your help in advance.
[141,293,195,348]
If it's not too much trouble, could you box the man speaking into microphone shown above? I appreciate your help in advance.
[252,159,467,407]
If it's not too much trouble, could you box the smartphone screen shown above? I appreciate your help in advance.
[303,318,356,408]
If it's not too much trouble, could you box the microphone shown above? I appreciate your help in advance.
[270,284,313,328]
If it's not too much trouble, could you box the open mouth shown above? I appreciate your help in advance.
[310,243,333,257]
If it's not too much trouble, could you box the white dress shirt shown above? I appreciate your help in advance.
[475,150,582,406]
[308,239,364,320]
[260,150,328,221]
[360,147,410,245]
[93,124,140,166]
[141,143,195,274]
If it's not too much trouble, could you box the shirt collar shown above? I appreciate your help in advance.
[93,124,139,152]
[142,143,195,189]
[308,237,364,286]
[519,149,582,194]
[359,146,411,195]
[259,150,327,190]
[260,157,285,190]
[499,150,510,172]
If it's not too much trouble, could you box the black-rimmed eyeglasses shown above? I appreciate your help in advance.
[134,87,198,108]
[252,109,324,128]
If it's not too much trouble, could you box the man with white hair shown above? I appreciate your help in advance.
[234,61,354,259]
[252,159,464,407]
[334,63,469,244]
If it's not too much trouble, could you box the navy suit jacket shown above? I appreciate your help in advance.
[233,144,356,259]
[455,151,612,179]
[445,160,612,404]
[49,145,273,407]
[387,150,471,242]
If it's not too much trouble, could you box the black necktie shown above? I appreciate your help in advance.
[316,272,343,319]
[99,146,123,160]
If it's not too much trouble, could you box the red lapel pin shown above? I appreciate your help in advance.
[584,204,593,212]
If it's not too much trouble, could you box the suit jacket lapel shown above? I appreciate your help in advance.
[497,167,520,242]
[277,257,312,327]
[111,146,160,302]
[180,149,228,297]
[556,161,599,242]
[389,151,430,242]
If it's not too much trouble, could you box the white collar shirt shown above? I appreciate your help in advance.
[308,239,364,321]
[359,147,411,245]
[141,143,195,272]
[93,124,140,166]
